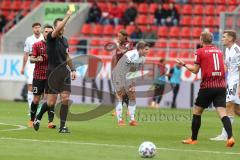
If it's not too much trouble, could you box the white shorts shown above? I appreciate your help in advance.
[26,63,35,84]
[226,82,240,104]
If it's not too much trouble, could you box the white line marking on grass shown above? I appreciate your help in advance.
[0,137,239,155]
[0,123,27,131]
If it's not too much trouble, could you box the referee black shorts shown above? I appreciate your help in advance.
[46,66,71,94]
[32,79,47,95]
[195,88,226,108]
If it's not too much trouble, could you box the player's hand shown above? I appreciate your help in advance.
[176,58,185,66]
[37,56,43,62]
[20,68,24,75]
[71,71,77,80]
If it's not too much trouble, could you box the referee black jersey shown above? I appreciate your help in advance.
[46,32,69,69]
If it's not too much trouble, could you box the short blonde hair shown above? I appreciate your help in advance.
[200,31,213,44]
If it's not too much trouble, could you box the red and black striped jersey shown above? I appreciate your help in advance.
[32,40,48,80]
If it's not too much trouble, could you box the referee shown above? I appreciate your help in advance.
[33,9,76,133]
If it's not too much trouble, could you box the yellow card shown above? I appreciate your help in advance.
[69,4,75,12]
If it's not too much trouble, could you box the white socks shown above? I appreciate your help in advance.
[128,101,136,121]
[27,91,33,114]
[221,116,234,137]
[116,101,123,121]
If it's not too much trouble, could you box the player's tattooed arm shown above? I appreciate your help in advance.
[30,55,43,63]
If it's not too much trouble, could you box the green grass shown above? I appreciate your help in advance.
[0,100,239,160]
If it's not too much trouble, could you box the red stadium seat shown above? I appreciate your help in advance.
[81,24,92,35]
[205,5,215,15]
[180,42,191,49]
[138,3,148,14]
[156,50,166,58]
[11,0,22,11]
[169,51,178,58]
[169,39,179,48]
[89,48,99,55]
[103,25,114,35]
[193,5,203,15]
[180,27,191,38]
[98,2,108,12]
[155,40,167,48]
[216,0,226,4]
[179,51,189,58]
[181,5,192,15]
[21,0,32,10]
[126,25,135,35]
[118,3,127,12]
[180,16,191,26]
[149,3,158,14]
[204,16,216,27]
[192,28,202,38]
[136,15,148,25]
[204,0,215,4]
[215,5,226,15]
[169,27,180,38]
[1,0,12,10]
[157,26,168,37]
[147,15,155,25]
[90,39,100,46]
[228,5,236,12]
[192,0,203,3]
[69,37,79,45]
[139,26,147,32]
[32,0,41,8]
[92,25,103,35]
[114,25,124,34]
[192,16,203,26]
[229,0,237,5]
[147,50,155,57]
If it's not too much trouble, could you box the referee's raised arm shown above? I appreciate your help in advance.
[51,9,72,38]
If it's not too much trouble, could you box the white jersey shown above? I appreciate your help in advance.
[125,49,146,64]
[225,43,240,84]
[23,34,44,84]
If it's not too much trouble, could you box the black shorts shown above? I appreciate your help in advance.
[46,67,71,94]
[195,88,226,108]
[32,79,47,95]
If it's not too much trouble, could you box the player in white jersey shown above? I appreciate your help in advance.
[20,22,44,127]
[210,30,240,141]
[112,41,150,126]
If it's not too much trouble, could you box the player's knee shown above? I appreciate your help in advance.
[128,91,136,101]
[33,96,40,104]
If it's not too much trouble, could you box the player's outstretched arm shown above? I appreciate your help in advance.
[176,58,200,74]
[51,9,72,38]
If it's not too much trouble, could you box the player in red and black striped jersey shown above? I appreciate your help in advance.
[111,29,133,120]
[30,25,56,129]
[176,31,234,147]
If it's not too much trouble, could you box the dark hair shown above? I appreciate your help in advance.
[119,29,128,37]
[53,18,63,27]
[159,58,165,63]
[223,29,237,42]
[136,41,150,50]
[44,24,53,30]
[200,31,213,44]
[32,22,41,28]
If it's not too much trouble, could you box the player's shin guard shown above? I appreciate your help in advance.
[191,114,201,140]
[116,101,123,121]
[48,106,55,123]
[27,91,33,113]
[60,104,69,128]
[30,102,38,121]
[128,100,136,121]
[221,116,233,139]
[36,102,48,121]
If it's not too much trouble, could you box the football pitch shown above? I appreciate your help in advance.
[0,101,239,160]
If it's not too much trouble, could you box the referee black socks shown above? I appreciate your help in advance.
[60,104,69,129]
[36,102,48,121]
[191,114,201,141]
[221,116,233,139]
[48,106,55,123]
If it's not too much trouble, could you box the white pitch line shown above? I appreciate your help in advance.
[0,137,239,155]
[0,123,27,131]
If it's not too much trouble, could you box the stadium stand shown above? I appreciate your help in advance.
[0,0,238,60]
